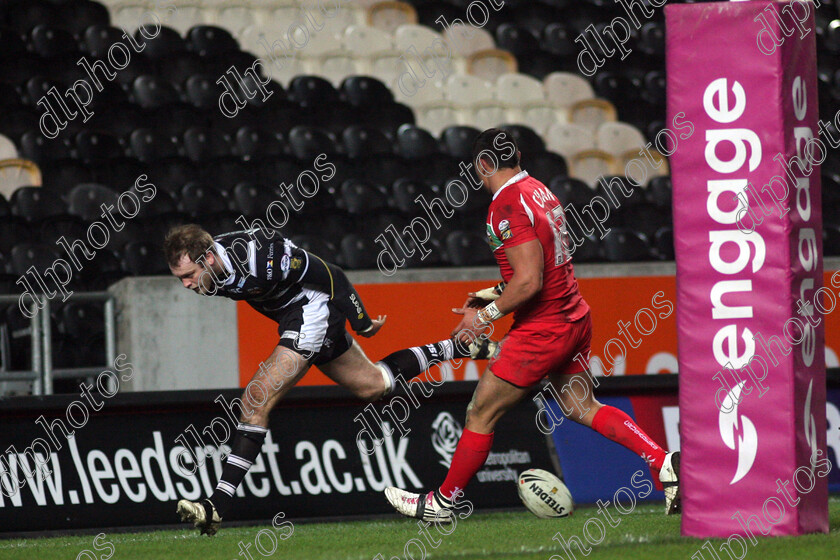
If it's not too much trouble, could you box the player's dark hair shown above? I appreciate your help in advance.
[471,128,520,174]
[163,224,214,268]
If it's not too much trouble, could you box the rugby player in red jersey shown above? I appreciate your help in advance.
[385,128,680,522]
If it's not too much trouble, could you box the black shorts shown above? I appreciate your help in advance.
[274,289,352,365]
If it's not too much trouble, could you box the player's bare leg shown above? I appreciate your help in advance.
[178,345,310,535]
[548,369,680,514]
[386,367,528,523]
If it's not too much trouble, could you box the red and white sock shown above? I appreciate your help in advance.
[591,406,666,471]
[438,429,494,502]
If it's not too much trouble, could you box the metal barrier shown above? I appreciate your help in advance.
[0,292,116,395]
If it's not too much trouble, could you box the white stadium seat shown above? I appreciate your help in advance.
[597,122,647,157]
[544,72,595,107]
[547,123,596,158]
[496,73,545,106]
[0,134,20,160]
[443,24,494,57]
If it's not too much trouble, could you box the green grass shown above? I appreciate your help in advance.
[2,498,839,560]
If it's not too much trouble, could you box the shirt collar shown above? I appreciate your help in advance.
[492,170,529,200]
[212,241,237,286]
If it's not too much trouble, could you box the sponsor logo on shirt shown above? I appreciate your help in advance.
[486,223,503,251]
[290,256,302,270]
[498,219,512,240]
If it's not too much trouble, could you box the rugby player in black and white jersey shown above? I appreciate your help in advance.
[163,224,496,535]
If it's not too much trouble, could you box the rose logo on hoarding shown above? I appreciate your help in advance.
[431,412,463,467]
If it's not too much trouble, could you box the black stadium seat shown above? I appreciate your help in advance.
[67,183,119,222]
[525,151,568,184]
[139,25,186,60]
[501,124,545,154]
[340,76,393,107]
[186,25,239,57]
[342,126,392,159]
[396,124,440,160]
[232,182,274,219]
[495,23,540,57]
[183,127,233,162]
[340,180,388,214]
[549,177,595,208]
[132,75,179,109]
[74,130,123,163]
[20,130,72,163]
[0,219,32,253]
[6,1,61,34]
[235,127,286,160]
[0,26,28,57]
[442,126,480,161]
[602,228,652,262]
[9,243,62,277]
[178,182,228,218]
[129,128,179,162]
[288,126,338,160]
[157,51,205,85]
[288,75,340,107]
[542,23,576,58]
[41,159,94,194]
[446,231,495,266]
[80,25,123,58]
[62,0,110,36]
[121,241,169,275]
[10,187,66,222]
[185,74,218,109]
[0,195,10,218]
[340,234,377,269]
[30,25,80,59]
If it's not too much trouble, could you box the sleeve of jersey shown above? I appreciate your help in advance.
[493,195,539,250]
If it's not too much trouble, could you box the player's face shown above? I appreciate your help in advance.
[170,253,217,295]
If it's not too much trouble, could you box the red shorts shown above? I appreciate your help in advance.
[488,311,592,388]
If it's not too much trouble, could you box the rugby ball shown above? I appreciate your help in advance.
[517,469,574,518]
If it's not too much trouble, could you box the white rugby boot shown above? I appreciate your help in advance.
[177,499,222,535]
[659,451,681,515]
[385,488,454,524]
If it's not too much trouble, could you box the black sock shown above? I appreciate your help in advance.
[209,423,267,517]
[378,339,469,382]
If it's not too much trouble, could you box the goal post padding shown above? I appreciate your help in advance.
[666,1,827,537]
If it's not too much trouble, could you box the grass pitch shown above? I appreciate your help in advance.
[2,499,838,560]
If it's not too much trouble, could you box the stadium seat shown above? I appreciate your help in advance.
[121,241,170,275]
[167,7,215,35]
[62,0,110,36]
[647,175,672,208]
[340,76,393,107]
[642,70,666,107]
[445,230,494,266]
[184,74,217,109]
[0,26,28,57]
[0,195,9,218]
[546,123,596,159]
[367,1,418,34]
[619,149,670,183]
[441,125,480,161]
[0,159,42,200]
[340,233,377,269]
[99,156,144,189]
[467,49,517,83]
[41,159,93,194]
[67,183,119,222]
[391,177,438,214]
[0,134,19,160]
[10,186,65,222]
[30,25,80,59]
[524,151,568,185]
[187,25,240,56]
[110,2,150,33]
[74,131,124,163]
[495,23,540,58]
[597,122,647,157]
[183,127,233,162]
[139,25,186,60]
[288,75,340,106]
[232,182,275,219]
[215,6,257,36]
[9,243,62,278]
[295,235,341,265]
[542,23,576,59]
[396,124,440,160]
[150,103,209,138]
[37,214,85,244]
[179,182,228,218]
[288,126,339,160]
[132,75,180,109]
[443,24,494,58]
[0,219,32,253]
[129,129,180,162]
[549,176,595,208]
[569,150,619,188]
[342,126,392,158]
[513,1,558,37]
[446,74,495,111]
[544,72,595,108]
[0,105,39,141]
[602,228,652,262]
[572,235,602,263]
[638,21,665,58]
[569,99,618,132]
[341,180,388,213]
[501,124,545,154]
[235,127,286,160]
[653,226,674,260]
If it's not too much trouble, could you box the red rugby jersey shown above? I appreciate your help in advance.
[486,171,590,323]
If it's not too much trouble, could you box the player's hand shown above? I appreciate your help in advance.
[464,293,492,309]
[450,306,486,344]
[358,315,386,338]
